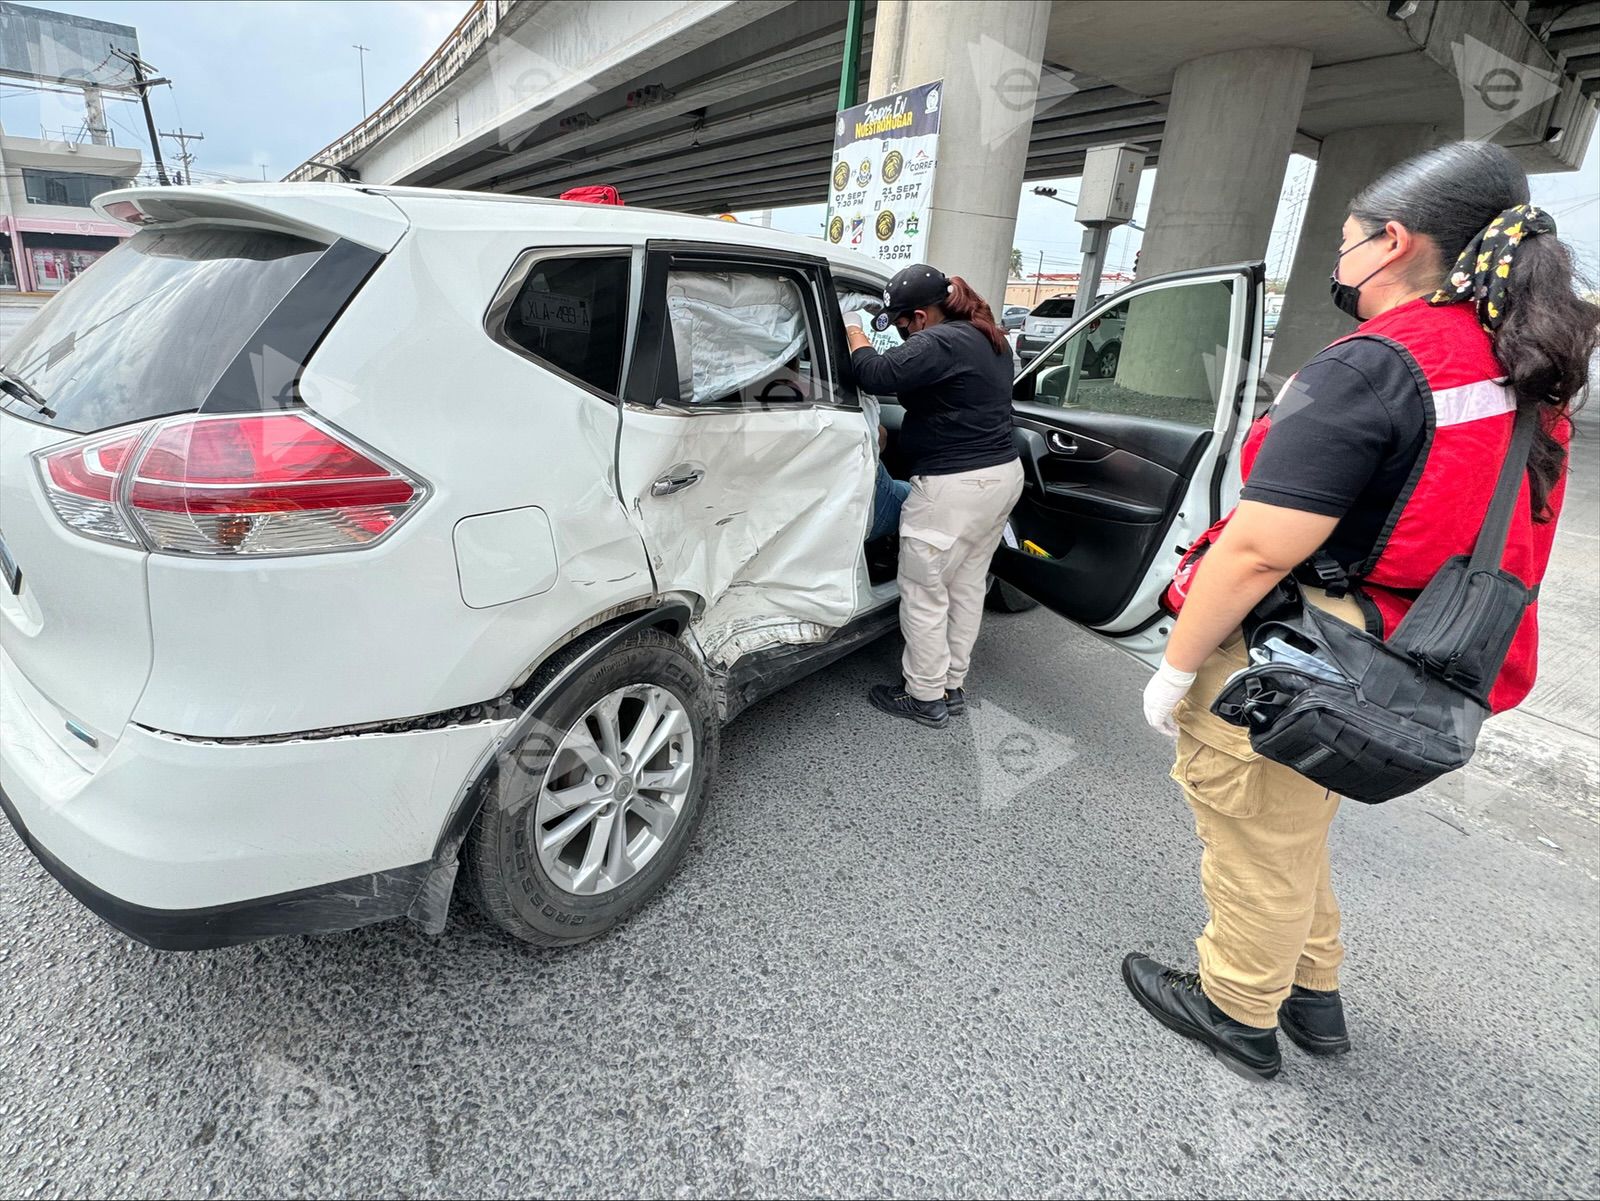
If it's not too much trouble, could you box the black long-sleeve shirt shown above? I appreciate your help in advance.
[850,320,1019,477]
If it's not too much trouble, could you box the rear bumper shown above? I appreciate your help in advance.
[0,785,430,950]
[0,644,510,948]
[1017,334,1054,362]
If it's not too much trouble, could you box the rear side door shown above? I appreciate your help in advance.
[992,263,1264,665]
[614,242,875,665]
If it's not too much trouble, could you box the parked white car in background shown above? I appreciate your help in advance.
[0,186,1267,950]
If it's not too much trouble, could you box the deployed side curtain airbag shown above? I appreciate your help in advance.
[666,271,807,404]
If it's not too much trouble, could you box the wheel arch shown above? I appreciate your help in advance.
[406,599,695,933]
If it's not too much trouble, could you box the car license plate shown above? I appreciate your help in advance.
[1034,324,1058,336]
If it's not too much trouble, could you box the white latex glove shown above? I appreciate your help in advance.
[842,311,864,331]
[1143,657,1197,738]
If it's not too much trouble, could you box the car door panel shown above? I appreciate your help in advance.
[992,264,1263,658]
[616,243,874,667]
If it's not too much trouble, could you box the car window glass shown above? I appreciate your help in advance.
[0,227,323,434]
[1032,297,1075,318]
[502,255,630,395]
[1025,280,1234,426]
[667,269,815,406]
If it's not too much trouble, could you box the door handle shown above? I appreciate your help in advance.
[1047,431,1079,455]
[651,466,704,496]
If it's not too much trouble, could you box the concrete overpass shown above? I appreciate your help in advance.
[289,0,1598,361]
[290,2,1596,202]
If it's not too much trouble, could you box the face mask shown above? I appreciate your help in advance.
[1329,230,1386,320]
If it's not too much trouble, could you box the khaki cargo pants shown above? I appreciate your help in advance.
[897,459,1026,702]
[1170,589,1366,1029]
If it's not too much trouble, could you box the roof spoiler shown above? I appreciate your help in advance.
[93,184,409,253]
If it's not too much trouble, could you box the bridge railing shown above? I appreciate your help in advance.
[287,0,512,182]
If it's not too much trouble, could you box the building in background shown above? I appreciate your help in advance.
[1004,271,1136,310]
[0,2,140,295]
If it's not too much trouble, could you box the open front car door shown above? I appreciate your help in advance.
[992,263,1266,666]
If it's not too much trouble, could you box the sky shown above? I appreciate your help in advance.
[2,0,1595,281]
[0,0,471,181]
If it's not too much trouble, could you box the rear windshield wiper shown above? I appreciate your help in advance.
[0,366,55,418]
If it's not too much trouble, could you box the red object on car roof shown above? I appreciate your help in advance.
[559,185,624,205]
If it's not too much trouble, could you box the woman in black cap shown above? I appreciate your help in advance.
[844,264,1022,729]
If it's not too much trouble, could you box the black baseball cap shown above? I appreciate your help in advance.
[871,264,952,331]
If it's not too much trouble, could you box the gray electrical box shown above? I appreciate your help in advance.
[1076,143,1146,225]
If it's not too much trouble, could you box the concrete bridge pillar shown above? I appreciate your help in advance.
[1267,123,1444,383]
[866,0,1050,314]
[1136,47,1313,276]
[1118,46,1311,400]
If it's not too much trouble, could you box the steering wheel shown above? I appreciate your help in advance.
[756,379,807,403]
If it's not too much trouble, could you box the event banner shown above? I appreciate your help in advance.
[825,80,943,268]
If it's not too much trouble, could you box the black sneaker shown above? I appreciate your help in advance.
[869,683,949,728]
[1120,953,1282,1081]
[1280,985,1351,1056]
[945,687,967,716]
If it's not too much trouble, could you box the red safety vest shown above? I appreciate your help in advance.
[1168,297,1567,713]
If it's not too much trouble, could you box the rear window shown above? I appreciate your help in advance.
[1032,297,1074,318]
[1,227,323,434]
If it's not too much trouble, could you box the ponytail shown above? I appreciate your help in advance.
[1490,236,1598,520]
[939,276,1008,355]
[1351,141,1598,521]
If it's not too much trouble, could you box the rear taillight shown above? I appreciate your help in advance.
[36,413,424,556]
[37,429,145,545]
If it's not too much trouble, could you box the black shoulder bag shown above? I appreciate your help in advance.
[1209,405,1538,805]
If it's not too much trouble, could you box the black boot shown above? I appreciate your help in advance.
[869,683,949,728]
[1120,954,1281,1081]
[1280,985,1351,1056]
[944,687,966,716]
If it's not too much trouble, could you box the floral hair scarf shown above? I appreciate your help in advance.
[1429,203,1556,332]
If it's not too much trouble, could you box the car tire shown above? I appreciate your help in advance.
[464,626,718,947]
[1097,340,1121,376]
[985,578,1039,613]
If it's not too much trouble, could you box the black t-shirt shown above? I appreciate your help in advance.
[1241,337,1428,570]
[850,320,1019,477]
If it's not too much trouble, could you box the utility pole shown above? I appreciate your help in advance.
[1033,250,1044,304]
[109,47,170,185]
[353,43,370,115]
[160,128,203,186]
[835,0,863,111]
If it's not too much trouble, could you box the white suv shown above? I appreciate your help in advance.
[0,185,1267,950]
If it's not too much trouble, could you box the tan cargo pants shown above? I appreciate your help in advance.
[1170,588,1366,1029]
[897,459,1026,702]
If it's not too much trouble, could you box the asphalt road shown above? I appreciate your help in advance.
[3,595,1597,1199]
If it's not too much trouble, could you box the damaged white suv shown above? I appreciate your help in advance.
[0,185,1266,949]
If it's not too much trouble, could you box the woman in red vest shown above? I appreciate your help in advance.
[1126,141,1598,1080]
